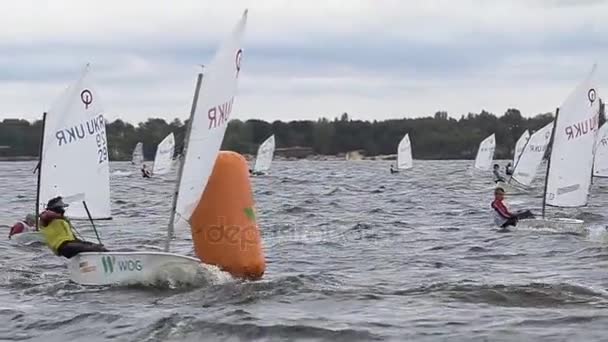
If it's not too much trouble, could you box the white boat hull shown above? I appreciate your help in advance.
[518,218,585,234]
[68,251,203,285]
[11,231,46,245]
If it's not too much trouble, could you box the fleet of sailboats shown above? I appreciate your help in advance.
[2,7,605,287]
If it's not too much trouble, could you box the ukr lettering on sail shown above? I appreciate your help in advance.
[55,114,105,146]
[208,98,234,129]
[565,116,598,140]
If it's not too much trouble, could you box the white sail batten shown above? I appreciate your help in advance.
[153,133,175,175]
[39,65,112,219]
[253,135,275,173]
[545,65,600,207]
[397,133,413,170]
[173,11,248,225]
[511,122,553,187]
[474,134,495,171]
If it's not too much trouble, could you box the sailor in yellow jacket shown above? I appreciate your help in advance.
[39,196,108,258]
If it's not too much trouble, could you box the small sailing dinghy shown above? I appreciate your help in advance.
[252,134,275,175]
[152,133,175,175]
[474,133,495,171]
[396,133,413,172]
[498,122,553,193]
[38,65,112,220]
[519,65,600,233]
[131,142,144,165]
[68,10,250,285]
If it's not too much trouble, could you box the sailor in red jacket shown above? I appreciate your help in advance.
[8,214,36,239]
[491,187,534,228]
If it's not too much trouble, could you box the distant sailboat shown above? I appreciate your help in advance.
[397,133,413,171]
[131,142,143,165]
[474,134,495,171]
[252,135,275,175]
[508,122,553,188]
[152,133,175,175]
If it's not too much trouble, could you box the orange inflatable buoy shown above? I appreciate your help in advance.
[190,151,266,280]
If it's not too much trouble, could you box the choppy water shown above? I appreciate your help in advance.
[2,160,608,341]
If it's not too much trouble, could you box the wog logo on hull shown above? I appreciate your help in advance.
[101,255,143,274]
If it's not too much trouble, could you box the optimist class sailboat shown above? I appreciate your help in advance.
[68,11,249,285]
[152,132,175,175]
[520,65,600,233]
[397,133,413,171]
[252,134,275,175]
[474,133,495,171]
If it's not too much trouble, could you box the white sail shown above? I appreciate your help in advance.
[397,133,413,170]
[174,11,247,224]
[593,123,608,177]
[511,122,553,186]
[474,134,495,171]
[39,65,111,219]
[153,133,175,175]
[132,142,143,165]
[545,65,600,207]
[513,130,530,166]
[253,135,275,173]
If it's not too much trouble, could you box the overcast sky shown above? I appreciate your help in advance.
[0,0,606,124]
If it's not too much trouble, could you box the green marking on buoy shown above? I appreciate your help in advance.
[244,207,256,221]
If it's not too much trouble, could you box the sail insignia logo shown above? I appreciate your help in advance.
[81,89,93,109]
[588,88,597,106]
[101,255,143,274]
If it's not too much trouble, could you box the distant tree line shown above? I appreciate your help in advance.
[1,103,605,160]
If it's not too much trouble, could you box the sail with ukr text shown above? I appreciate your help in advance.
[39,65,111,219]
[397,133,413,170]
[153,133,175,175]
[511,122,553,187]
[174,11,248,225]
[545,65,600,207]
[474,134,495,171]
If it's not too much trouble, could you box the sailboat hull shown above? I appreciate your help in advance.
[68,251,202,285]
[12,231,46,245]
[518,218,585,234]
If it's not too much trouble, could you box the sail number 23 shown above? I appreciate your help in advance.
[96,129,108,164]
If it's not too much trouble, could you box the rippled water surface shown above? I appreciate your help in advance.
[2,160,608,341]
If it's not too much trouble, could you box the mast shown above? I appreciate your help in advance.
[165,71,203,252]
[542,108,559,218]
[508,131,531,184]
[35,112,47,229]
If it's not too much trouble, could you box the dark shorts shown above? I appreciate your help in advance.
[57,240,109,259]
[500,210,535,228]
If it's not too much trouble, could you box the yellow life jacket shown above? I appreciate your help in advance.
[41,218,75,254]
